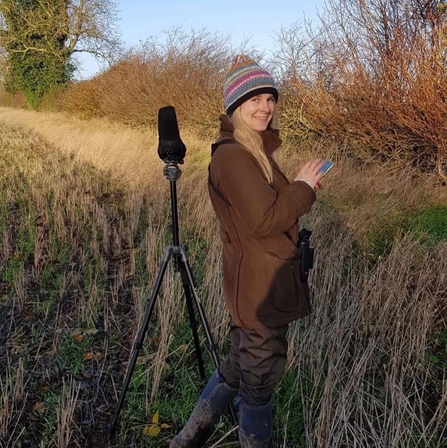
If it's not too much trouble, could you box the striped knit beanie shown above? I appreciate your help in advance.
[223,55,278,116]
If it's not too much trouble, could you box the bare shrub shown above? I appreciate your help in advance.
[0,88,26,108]
[271,0,447,181]
[270,21,331,145]
[59,27,234,137]
[51,79,103,119]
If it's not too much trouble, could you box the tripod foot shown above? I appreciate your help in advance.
[107,422,119,442]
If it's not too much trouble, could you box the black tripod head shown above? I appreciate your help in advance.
[163,162,182,182]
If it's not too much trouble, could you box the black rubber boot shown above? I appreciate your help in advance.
[238,397,273,448]
[169,369,237,448]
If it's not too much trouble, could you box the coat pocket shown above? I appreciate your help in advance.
[263,245,306,313]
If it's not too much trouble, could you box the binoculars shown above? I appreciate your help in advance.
[298,228,314,282]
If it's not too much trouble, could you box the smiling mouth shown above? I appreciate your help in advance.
[253,116,270,120]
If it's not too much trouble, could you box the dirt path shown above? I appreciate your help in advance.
[0,107,162,189]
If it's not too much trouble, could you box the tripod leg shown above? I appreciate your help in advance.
[177,247,221,369]
[109,247,172,436]
[178,246,238,425]
[178,258,207,380]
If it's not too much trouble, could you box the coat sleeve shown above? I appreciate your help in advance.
[210,144,316,238]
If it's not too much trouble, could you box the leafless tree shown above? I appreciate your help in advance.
[0,0,122,66]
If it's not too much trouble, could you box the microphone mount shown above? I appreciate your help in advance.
[157,106,187,164]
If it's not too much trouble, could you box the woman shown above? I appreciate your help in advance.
[170,55,324,448]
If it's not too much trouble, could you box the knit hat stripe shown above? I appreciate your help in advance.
[225,70,273,98]
[225,64,263,85]
[223,55,278,115]
[226,76,276,103]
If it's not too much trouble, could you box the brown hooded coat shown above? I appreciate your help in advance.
[208,115,316,329]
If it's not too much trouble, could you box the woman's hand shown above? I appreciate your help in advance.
[294,159,325,190]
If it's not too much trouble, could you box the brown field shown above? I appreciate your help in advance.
[0,107,446,447]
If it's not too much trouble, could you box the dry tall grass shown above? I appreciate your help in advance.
[1,108,446,447]
[0,108,224,447]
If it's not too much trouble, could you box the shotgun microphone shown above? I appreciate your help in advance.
[157,106,186,164]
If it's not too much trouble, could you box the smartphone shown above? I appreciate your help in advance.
[318,160,334,178]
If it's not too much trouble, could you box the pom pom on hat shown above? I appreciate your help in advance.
[223,55,278,115]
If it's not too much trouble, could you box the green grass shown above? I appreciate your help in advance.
[364,204,447,259]
[274,369,306,447]
[114,316,236,447]
[427,329,447,368]
[407,205,447,246]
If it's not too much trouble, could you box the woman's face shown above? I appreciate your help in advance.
[239,93,276,132]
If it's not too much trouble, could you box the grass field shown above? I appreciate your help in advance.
[0,107,446,447]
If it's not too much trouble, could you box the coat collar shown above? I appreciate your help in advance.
[218,114,282,157]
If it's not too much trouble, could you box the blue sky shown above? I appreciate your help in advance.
[77,0,326,79]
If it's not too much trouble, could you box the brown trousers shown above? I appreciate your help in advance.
[218,324,288,406]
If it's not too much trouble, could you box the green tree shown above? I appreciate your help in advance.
[0,0,121,108]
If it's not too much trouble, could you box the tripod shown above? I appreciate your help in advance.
[109,163,224,434]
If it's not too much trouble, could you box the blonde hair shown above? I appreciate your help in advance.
[230,108,279,184]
